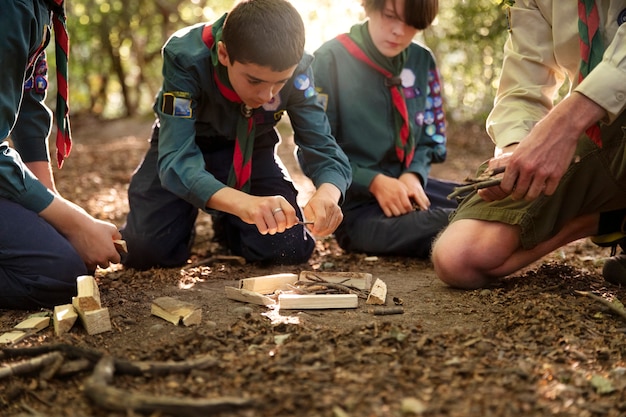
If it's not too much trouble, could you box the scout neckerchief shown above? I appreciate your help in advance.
[336,22,414,168]
[202,20,256,192]
[578,0,603,147]
[46,0,72,168]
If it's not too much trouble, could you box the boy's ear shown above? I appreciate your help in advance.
[217,41,229,66]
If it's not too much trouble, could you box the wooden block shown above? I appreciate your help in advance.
[299,271,373,291]
[151,296,202,326]
[53,304,78,336]
[366,278,387,305]
[73,275,102,311]
[0,331,28,344]
[14,316,50,332]
[224,286,276,306]
[278,293,358,310]
[113,239,128,253]
[76,308,112,335]
[239,273,298,295]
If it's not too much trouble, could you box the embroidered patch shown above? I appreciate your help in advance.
[293,74,311,91]
[162,92,193,118]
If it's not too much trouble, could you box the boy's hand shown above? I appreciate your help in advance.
[39,197,122,270]
[208,189,299,235]
[302,183,343,236]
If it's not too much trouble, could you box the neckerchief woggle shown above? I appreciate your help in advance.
[336,22,414,168]
[202,20,256,192]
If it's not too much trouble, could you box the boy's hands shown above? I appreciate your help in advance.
[370,172,430,217]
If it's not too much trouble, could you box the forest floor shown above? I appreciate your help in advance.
[1,116,625,417]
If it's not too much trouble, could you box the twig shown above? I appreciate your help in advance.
[447,178,502,200]
[182,255,246,270]
[575,290,626,322]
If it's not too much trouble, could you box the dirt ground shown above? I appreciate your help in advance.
[1,116,625,417]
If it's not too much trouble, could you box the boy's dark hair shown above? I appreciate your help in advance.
[222,0,305,71]
[362,0,439,30]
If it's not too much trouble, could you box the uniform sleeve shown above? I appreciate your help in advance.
[0,142,55,213]
[156,40,227,210]
[486,1,567,150]
[575,22,626,123]
[11,54,53,163]
[290,55,352,199]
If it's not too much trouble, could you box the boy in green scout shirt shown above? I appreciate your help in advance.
[312,0,457,258]
[121,0,352,269]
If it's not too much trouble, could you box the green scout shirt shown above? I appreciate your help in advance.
[313,28,447,211]
[153,15,352,210]
[0,0,56,213]
[487,0,626,151]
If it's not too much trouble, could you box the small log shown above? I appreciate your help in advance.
[224,286,276,306]
[53,304,78,336]
[366,278,387,305]
[0,331,27,345]
[73,275,102,311]
[239,273,298,295]
[151,296,202,326]
[113,239,128,254]
[75,308,112,335]
[278,293,358,310]
[14,316,50,332]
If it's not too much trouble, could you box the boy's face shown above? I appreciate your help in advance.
[218,42,297,109]
[368,0,419,57]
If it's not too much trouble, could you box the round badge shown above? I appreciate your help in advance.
[294,74,310,90]
[425,124,436,136]
[618,8,626,26]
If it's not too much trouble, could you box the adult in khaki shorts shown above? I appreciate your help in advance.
[432,0,626,288]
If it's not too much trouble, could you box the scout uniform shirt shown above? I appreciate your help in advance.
[487,0,626,150]
[313,23,447,211]
[0,0,58,214]
[153,14,351,210]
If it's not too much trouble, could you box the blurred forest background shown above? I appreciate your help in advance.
[51,0,510,124]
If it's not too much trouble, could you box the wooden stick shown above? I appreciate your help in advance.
[447,178,502,200]
[0,351,63,380]
[575,290,626,322]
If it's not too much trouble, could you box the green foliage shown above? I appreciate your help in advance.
[425,0,510,122]
[49,0,509,123]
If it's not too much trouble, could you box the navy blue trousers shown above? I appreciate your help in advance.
[121,127,315,270]
[0,199,85,309]
[334,178,458,258]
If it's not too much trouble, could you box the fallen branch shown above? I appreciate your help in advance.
[0,351,63,380]
[575,290,626,322]
[84,356,254,416]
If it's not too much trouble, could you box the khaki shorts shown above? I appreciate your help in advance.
[450,119,626,249]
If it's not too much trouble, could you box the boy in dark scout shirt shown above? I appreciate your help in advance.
[121,0,352,269]
[0,0,121,309]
